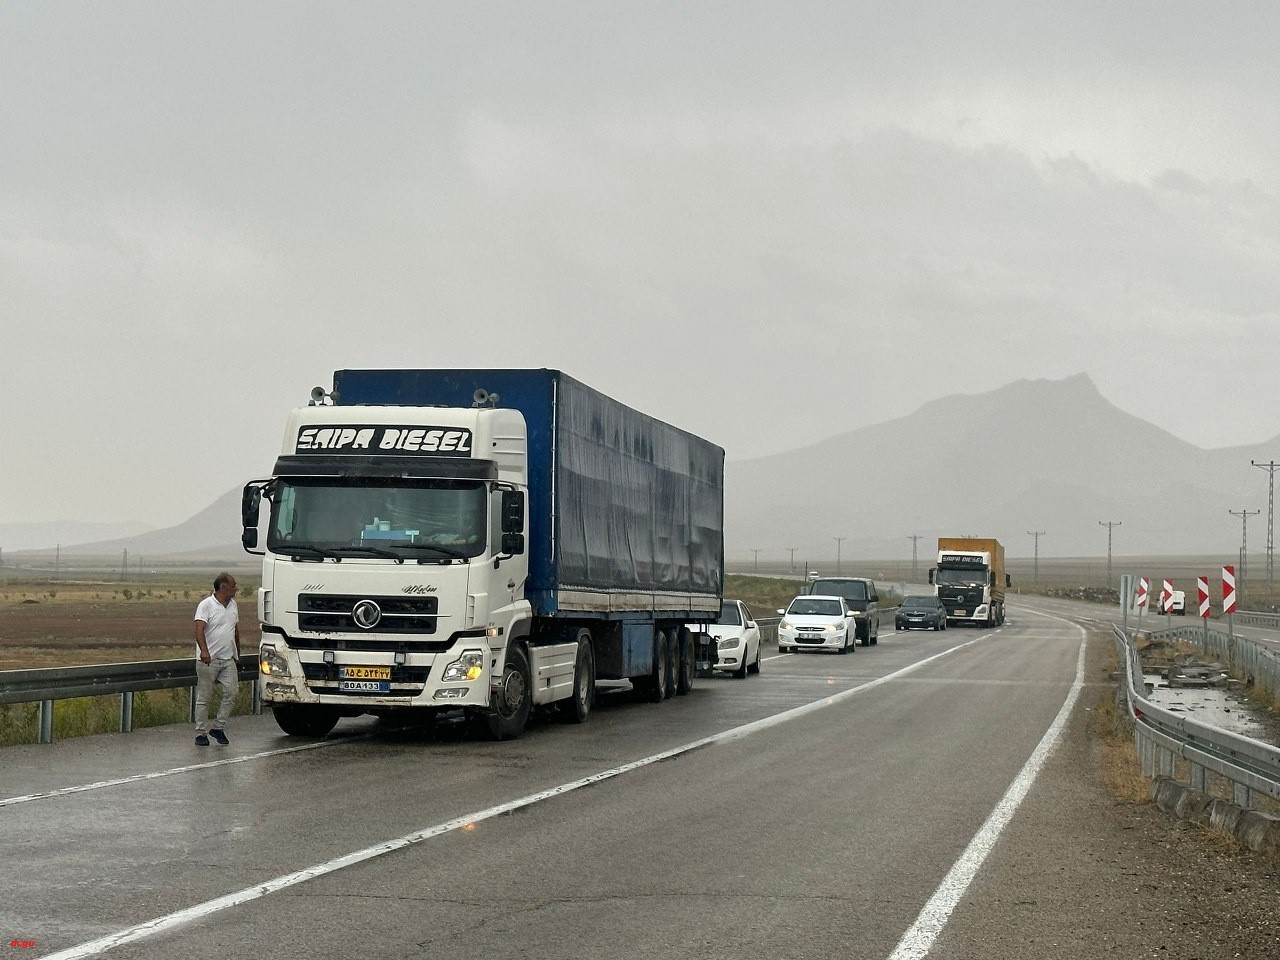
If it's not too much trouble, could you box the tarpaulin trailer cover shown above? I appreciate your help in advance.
[331,369,725,615]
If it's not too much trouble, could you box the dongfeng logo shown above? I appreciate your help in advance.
[352,599,382,629]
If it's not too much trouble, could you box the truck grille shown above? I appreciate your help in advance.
[301,663,431,696]
[296,593,439,635]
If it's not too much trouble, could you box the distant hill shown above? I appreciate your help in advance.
[11,488,243,559]
[724,374,1277,560]
[8,374,1275,563]
[0,520,154,554]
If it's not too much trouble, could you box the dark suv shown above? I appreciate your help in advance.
[804,577,880,645]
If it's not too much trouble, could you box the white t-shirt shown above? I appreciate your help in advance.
[194,595,240,660]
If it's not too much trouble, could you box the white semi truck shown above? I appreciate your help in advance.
[241,369,724,739]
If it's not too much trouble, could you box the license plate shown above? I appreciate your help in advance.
[339,680,390,693]
[954,610,967,616]
[340,665,391,680]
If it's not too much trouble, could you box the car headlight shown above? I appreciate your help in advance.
[827,623,842,632]
[441,650,485,682]
[780,620,792,631]
[718,637,741,649]
[259,644,291,678]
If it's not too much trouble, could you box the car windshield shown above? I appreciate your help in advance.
[788,598,843,617]
[717,602,742,625]
[809,579,867,600]
[903,596,937,607]
[935,566,987,586]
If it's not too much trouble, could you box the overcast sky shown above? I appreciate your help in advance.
[4,2,1279,528]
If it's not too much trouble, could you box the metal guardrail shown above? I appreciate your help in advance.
[0,659,260,744]
[1234,609,1280,630]
[1111,625,1280,808]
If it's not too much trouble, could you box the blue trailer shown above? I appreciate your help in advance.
[242,368,724,739]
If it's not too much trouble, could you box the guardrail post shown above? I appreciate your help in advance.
[120,691,134,733]
[1157,745,1175,778]
[1189,762,1207,793]
[39,699,54,744]
[189,686,197,723]
[1234,782,1251,808]
[251,677,261,715]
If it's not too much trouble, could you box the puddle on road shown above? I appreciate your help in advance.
[1142,672,1273,742]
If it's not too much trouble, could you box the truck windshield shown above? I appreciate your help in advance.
[936,566,988,586]
[267,478,488,560]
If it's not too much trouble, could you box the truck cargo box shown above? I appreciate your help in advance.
[332,369,725,617]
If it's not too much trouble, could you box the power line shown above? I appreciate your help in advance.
[1252,460,1278,594]
[1229,507,1260,600]
[1027,530,1045,583]
[1098,521,1121,586]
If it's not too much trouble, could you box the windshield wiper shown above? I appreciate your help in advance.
[328,545,406,563]
[278,545,342,562]
[399,543,471,561]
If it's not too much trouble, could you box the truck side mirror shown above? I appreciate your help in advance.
[241,484,263,527]
[242,528,259,550]
[928,569,936,585]
[1006,574,1011,587]
[501,490,525,534]
[501,532,525,555]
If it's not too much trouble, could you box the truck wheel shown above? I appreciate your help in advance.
[559,630,595,724]
[663,629,679,699]
[676,627,696,694]
[485,644,532,740]
[642,630,670,702]
[272,704,339,738]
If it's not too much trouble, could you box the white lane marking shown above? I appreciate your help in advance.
[42,633,996,959]
[887,612,1087,960]
[0,735,369,808]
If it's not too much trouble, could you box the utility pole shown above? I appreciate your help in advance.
[1027,530,1045,584]
[1229,508,1259,603]
[833,537,846,575]
[1252,460,1277,595]
[121,547,128,582]
[751,548,761,573]
[907,535,922,580]
[787,547,797,571]
[1098,521,1121,587]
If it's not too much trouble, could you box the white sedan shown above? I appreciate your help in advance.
[776,595,856,654]
[690,599,762,678]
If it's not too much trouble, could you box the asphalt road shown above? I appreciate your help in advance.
[3,598,1277,959]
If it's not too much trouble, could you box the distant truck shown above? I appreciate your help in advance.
[241,369,724,740]
[929,537,1010,627]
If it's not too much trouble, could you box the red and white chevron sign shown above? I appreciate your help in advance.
[1160,579,1174,613]
[1135,576,1150,609]
[1223,565,1237,614]
[1197,576,1210,618]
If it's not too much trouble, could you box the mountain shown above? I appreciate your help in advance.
[0,520,154,554]
[724,374,1272,560]
[14,488,245,559]
[8,374,1272,562]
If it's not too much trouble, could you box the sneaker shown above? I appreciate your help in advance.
[194,734,210,746]
[209,729,229,745]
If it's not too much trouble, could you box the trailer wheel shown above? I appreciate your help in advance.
[635,629,670,702]
[485,644,532,740]
[559,630,595,724]
[272,704,339,738]
[662,629,679,699]
[676,627,696,694]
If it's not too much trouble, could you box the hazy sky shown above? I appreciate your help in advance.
[4,2,1279,528]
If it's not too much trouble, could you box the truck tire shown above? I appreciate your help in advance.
[485,644,532,740]
[663,629,679,699]
[272,704,339,738]
[559,630,595,724]
[676,627,696,694]
[635,629,670,703]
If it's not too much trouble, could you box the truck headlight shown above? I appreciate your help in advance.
[441,650,485,682]
[259,644,291,678]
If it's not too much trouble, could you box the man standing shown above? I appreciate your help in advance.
[193,572,242,746]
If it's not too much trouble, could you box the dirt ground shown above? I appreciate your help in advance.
[0,587,261,669]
